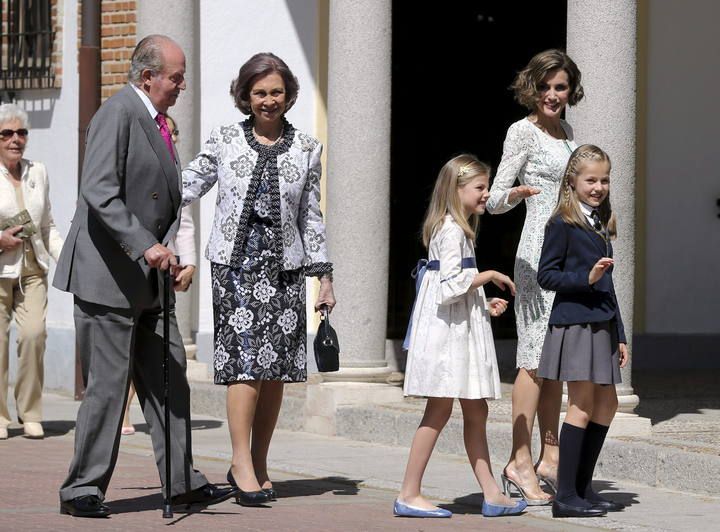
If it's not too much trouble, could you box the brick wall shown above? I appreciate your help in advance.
[52,0,62,87]
[100,0,137,100]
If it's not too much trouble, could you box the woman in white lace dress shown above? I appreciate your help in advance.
[486,50,584,504]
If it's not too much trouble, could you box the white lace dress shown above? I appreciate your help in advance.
[403,216,502,400]
[487,118,576,370]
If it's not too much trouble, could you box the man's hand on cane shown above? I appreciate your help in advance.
[144,243,177,270]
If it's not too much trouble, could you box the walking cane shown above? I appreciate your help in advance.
[162,268,173,519]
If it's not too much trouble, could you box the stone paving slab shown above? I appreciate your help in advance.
[2,391,719,532]
[0,428,575,532]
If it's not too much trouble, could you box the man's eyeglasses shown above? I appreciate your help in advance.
[0,128,29,140]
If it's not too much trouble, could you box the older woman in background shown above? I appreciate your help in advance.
[0,103,63,440]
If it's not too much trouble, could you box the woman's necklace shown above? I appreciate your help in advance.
[253,126,284,146]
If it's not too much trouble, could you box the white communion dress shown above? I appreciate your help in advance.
[403,216,502,400]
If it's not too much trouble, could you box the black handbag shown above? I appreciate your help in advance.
[313,307,340,372]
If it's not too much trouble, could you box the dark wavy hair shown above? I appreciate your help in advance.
[511,49,584,110]
[230,53,299,115]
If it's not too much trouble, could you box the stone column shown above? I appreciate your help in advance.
[567,1,648,433]
[305,0,401,435]
[324,0,393,384]
[137,1,206,380]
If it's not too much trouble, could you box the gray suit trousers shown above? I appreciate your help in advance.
[59,296,207,502]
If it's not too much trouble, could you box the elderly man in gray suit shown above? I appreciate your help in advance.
[54,35,235,518]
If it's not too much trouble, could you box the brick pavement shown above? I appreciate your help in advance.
[0,430,566,532]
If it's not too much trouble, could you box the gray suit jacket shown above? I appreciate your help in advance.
[54,85,181,309]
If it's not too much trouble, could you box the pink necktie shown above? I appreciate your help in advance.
[155,113,175,160]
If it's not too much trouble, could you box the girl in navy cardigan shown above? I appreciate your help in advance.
[536,144,628,518]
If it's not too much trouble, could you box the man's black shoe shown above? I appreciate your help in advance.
[60,495,111,518]
[171,483,238,507]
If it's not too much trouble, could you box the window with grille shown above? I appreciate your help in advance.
[0,0,55,90]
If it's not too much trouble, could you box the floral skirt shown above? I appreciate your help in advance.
[211,261,307,384]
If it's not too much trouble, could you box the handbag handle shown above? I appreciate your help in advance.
[320,306,333,346]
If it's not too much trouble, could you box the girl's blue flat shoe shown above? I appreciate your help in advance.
[481,499,528,517]
[393,499,452,518]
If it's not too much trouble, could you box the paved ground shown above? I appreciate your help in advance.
[1,391,719,531]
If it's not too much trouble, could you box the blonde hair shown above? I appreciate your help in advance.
[552,144,617,237]
[422,154,491,248]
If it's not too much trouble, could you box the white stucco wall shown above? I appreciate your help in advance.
[194,0,320,365]
[645,0,720,334]
[9,0,79,393]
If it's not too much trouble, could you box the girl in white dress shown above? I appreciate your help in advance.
[395,155,526,519]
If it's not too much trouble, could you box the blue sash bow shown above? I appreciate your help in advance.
[402,257,477,350]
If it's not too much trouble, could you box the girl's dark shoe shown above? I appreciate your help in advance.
[590,497,625,512]
[552,499,607,518]
[263,487,278,501]
[226,468,271,506]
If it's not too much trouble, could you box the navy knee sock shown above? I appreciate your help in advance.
[556,422,591,508]
[576,421,610,503]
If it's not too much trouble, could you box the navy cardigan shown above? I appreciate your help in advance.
[537,216,626,344]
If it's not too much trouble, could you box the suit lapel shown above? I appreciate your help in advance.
[580,222,609,256]
[120,86,182,210]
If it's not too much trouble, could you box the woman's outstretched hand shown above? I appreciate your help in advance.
[315,277,336,312]
[508,185,541,203]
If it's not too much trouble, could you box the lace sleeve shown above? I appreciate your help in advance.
[487,121,533,214]
[182,128,220,207]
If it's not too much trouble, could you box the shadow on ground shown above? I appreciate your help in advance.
[108,476,362,517]
[132,418,224,434]
[634,369,720,424]
[270,476,362,498]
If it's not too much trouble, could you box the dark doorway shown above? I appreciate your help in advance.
[388,1,568,341]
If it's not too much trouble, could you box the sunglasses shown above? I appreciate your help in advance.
[0,128,29,139]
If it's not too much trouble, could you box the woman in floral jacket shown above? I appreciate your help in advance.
[182,53,335,505]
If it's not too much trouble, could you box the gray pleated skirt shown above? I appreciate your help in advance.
[537,321,622,385]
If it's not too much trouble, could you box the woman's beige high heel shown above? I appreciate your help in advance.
[501,470,553,506]
[536,473,557,494]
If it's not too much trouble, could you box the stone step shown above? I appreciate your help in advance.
[189,379,720,497]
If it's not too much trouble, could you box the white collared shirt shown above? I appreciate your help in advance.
[580,201,599,228]
[130,84,160,124]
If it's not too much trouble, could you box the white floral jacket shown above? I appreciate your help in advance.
[182,119,331,275]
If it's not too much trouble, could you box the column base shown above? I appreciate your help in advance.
[319,365,394,384]
[304,381,404,436]
[618,392,640,414]
[184,342,198,361]
[186,358,209,382]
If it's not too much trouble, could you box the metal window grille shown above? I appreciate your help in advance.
[0,0,55,90]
